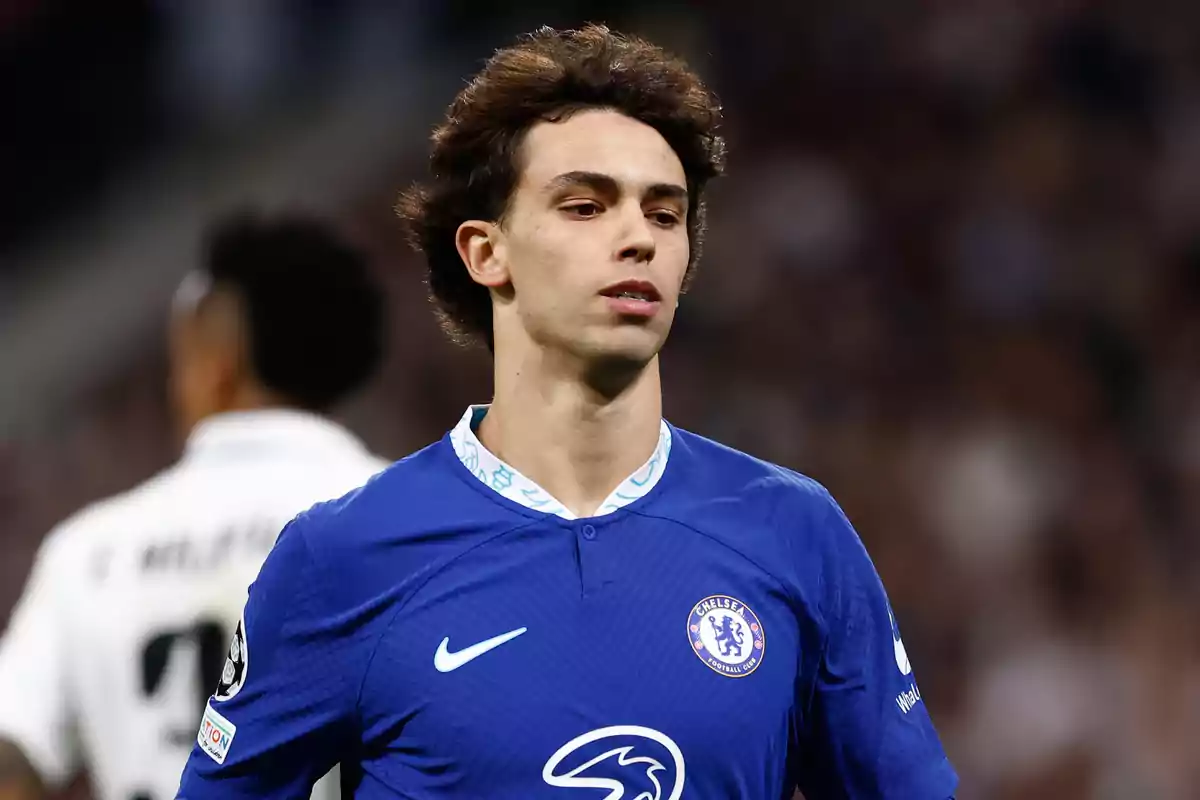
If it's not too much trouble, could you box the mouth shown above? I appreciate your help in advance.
[600,280,662,303]
[599,280,663,320]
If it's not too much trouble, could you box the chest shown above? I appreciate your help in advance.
[356,520,806,798]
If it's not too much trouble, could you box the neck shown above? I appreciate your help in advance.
[181,384,299,442]
[479,345,663,518]
[228,382,294,415]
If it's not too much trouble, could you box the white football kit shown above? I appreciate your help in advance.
[0,410,387,800]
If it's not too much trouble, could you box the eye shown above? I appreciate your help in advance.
[649,210,682,227]
[561,201,603,219]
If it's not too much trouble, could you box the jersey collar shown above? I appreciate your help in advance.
[185,409,371,463]
[449,405,672,520]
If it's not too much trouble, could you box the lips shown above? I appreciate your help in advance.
[599,279,663,319]
[600,280,662,302]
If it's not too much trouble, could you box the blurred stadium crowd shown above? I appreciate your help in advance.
[3,2,1200,798]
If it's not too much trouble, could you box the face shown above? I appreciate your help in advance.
[472,108,691,366]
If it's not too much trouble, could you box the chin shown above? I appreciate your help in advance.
[575,330,663,369]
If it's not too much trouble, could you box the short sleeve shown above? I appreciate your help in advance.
[793,492,958,800]
[176,516,362,799]
[0,534,82,787]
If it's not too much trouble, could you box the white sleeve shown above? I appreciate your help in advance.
[0,534,81,787]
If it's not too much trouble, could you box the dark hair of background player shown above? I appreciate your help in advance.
[202,211,385,412]
[397,24,727,350]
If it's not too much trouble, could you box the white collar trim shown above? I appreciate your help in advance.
[449,405,672,520]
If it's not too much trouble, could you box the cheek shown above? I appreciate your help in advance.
[660,234,691,290]
[509,225,583,293]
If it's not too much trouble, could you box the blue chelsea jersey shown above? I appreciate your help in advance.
[177,409,957,799]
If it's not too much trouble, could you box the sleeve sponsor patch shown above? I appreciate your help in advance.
[197,702,236,765]
[213,614,247,702]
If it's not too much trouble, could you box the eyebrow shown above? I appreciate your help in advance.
[542,170,688,204]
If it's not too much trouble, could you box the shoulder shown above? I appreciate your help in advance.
[294,437,507,540]
[34,464,186,573]
[666,425,840,526]
[324,444,392,484]
[363,453,393,475]
[659,425,864,584]
[277,437,529,605]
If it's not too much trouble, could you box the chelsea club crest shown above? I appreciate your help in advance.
[687,594,765,678]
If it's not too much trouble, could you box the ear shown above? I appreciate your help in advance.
[455,220,509,288]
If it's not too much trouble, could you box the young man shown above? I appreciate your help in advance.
[176,26,958,799]
[0,211,389,800]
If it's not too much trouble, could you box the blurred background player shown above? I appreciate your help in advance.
[0,210,389,800]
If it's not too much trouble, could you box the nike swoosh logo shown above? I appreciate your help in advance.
[434,627,528,673]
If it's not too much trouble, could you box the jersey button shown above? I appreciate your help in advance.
[581,524,597,540]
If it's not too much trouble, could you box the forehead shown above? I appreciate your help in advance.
[516,108,686,193]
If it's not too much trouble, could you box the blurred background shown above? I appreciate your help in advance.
[2,1,1199,798]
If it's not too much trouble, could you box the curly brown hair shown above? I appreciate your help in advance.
[397,24,727,350]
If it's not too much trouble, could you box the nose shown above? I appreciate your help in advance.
[616,204,656,264]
